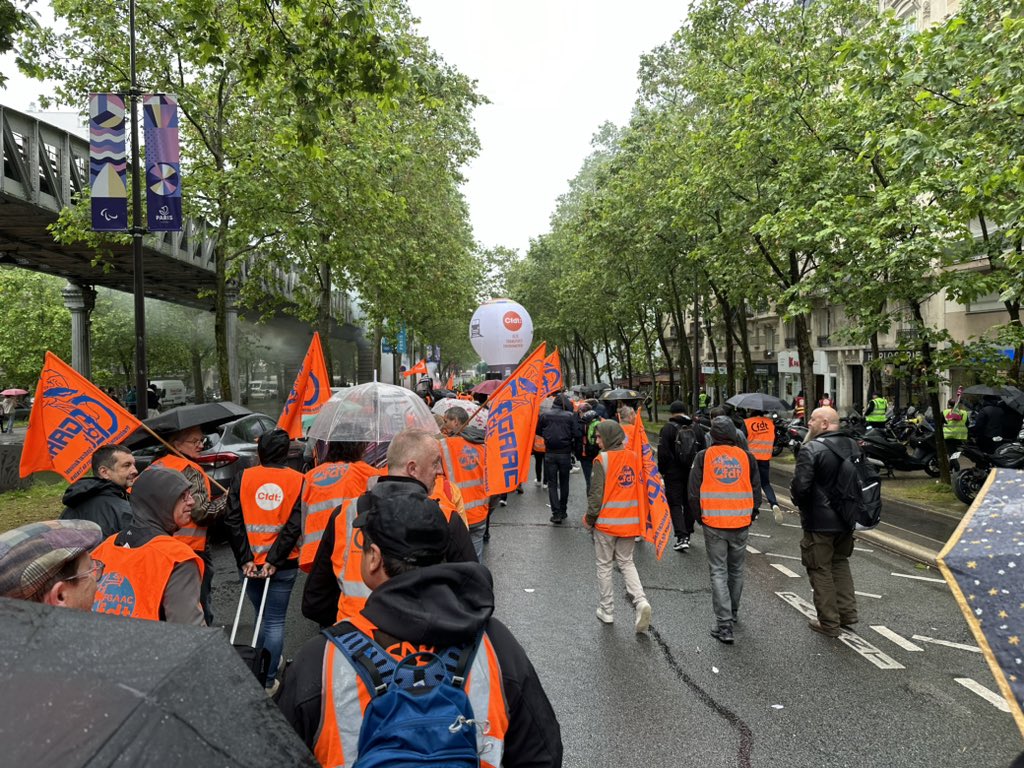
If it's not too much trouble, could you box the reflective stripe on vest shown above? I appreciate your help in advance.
[241,465,304,566]
[440,437,490,525]
[594,450,642,537]
[329,500,372,622]
[300,461,381,572]
[744,417,774,461]
[152,455,211,553]
[700,445,754,529]
[92,534,204,621]
[314,616,507,768]
[867,398,888,422]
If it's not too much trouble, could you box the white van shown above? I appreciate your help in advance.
[151,379,188,408]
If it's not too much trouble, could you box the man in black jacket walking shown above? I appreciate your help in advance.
[657,401,706,551]
[59,444,137,538]
[790,406,858,638]
[538,393,582,524]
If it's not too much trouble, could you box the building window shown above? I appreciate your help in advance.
[967,291,1006,314]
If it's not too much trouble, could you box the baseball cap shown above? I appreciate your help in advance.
[353,485,450,566]
[669,400,687,414]
[0,519,103,600]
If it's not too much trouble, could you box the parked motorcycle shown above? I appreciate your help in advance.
[951,437,1024,505]
[861,418,942,477]
[786,421,808,458]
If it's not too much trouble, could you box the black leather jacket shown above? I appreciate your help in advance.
[790,431,857,533]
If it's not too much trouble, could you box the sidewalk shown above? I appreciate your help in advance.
[769,460,960,567]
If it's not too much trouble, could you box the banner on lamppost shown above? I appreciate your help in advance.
[89,93,128,232]
[143,94,181,232]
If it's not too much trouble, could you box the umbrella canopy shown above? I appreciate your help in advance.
[937,468,1024,737]
[308,381,439,443]
[600,388,641,402]
[125,401,252,448]
[431,397,488,429]
[0,597,317,766]
[963,384,1004,396]
[726,392,790,413]
[0,388,27,397]
[1001,386,1024,417]
[471,379,502,396]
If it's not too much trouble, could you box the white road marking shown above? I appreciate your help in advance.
[855,591,883,599]
[746,545,761,554]
[870,625,924,651]
[854,547,874,553]
[891,572,946,584]
[776,592,904,670]
[912,635,981,654]
[781,523,801,528]
[955,678,1011,712]
[749,532,772,538]
[765,552,801,561]
[770,563,801,578]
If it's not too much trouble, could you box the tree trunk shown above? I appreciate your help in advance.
[317,262,333,381]
[214,237,231,401]
[737,300,754,392]
[706,313,722,405]
[655,311,676,405]
[191,350,205,404]
[616,323,634,386]
[795,313,816,408]
[911,300,950,484]
[635,304,658,422]
[667,269,692,405]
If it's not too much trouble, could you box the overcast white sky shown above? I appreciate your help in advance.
[1,1,690,253]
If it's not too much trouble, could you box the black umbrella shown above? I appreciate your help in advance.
[726,392,790,413]
[600,388,641,401]
[0,597,317,766]
[1001,386,1024,417]
[963,384,1004,397]
[126,401,252,447]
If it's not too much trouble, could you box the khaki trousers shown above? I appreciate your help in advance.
[593,529,646,614]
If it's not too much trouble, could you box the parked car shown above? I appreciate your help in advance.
[132,412,305,489]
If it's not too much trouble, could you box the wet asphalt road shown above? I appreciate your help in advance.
[210,471,1021,768]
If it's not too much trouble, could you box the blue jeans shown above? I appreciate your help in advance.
[580,458,594,494]
[244,567,297,685]
[544,452,572,517]
[757,461,778,507]
[704,526,749,626]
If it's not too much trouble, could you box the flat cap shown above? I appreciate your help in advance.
[0,519,102,600]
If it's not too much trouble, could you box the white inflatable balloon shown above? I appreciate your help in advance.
[469,299,534,366]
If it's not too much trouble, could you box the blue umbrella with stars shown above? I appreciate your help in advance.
[937,467,1024,737]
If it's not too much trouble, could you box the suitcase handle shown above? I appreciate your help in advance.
[229,576,271,647]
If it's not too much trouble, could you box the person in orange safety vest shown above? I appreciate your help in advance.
[744,410,783,523]
[584,419,652,634]
[441,405,497,559]
[92,467,205,625]
[277,484,563,767]
[301,429,477,628]
[688,416,762,646]
[223,427,303,691]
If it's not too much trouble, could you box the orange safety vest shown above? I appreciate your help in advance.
[240,465,304,566]
[593,450,642,538]
[328,494,455,622]
[432,475,467,527]
[300,461,382,572]
[439,436,490,526]
[151,454,212,553]
[699,445,754,529]
[744,417,775,462]
[92,534,204,621]
[314,612,509,768]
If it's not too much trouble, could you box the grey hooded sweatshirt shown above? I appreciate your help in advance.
[112,466,205,625]
[585,420,627,527]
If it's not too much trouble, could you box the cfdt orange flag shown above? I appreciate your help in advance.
[446,374,455,390]
[541,348,562,397]
[627,413,673,560]
[402,359,428,377]
[278,332,332,439]
[483,343,546,495]
[20,352,143,483]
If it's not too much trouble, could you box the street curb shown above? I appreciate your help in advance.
[854,529,938,568]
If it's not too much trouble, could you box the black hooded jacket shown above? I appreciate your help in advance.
[789,429,857,533]
[278,562,563,767]
[224,428,302,571]
[60,478,132,538]
[537,394,582,454]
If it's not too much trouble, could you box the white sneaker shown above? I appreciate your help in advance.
[569,465,581,474]
[635,600,652,633]
[265,679,281,697]
[596,607,614,624]
[772,504,784,524]
[535,480,543,487]
[498,499,507,507]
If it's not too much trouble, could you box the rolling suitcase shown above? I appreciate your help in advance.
[230,576,272,687]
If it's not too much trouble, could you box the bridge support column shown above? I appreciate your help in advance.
[226,280,240,401]
[62,281,96,378]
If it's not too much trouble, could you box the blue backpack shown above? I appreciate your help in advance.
[323,626,485,767]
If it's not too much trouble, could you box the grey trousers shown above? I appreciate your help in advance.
[704,525,749,626]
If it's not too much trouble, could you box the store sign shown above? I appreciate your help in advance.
[701,365,726,374]
[778,349,828,375]
[863,349,920,363]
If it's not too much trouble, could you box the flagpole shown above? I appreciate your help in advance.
[128,0,148,420]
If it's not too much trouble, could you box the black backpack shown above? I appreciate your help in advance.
[673,420,704,471]
[820,438,882,529]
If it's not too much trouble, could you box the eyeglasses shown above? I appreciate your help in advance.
[182,437,205,447]
[66,559,104,582]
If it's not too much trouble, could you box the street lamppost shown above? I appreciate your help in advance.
[127,0,148,419]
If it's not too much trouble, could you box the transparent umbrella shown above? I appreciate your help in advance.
[432,397,488,429]
[307,382,439,443]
